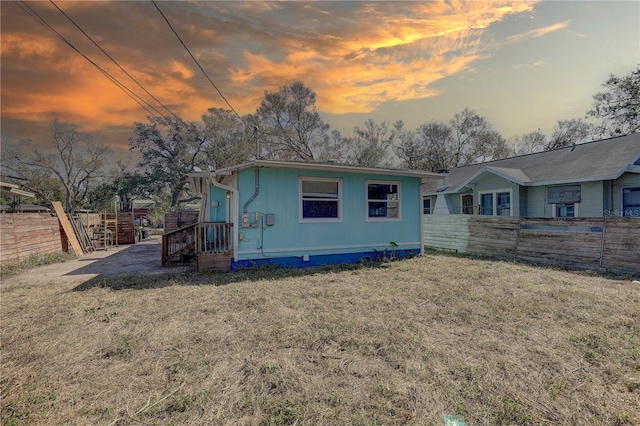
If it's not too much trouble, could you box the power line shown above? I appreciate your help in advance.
[48,0,184,124]
[15,1,164,120]
[151,0,245,125]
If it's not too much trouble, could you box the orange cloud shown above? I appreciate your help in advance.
[2,0,555,145]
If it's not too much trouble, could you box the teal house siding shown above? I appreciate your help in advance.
[191,161,439,270]
[230,167,422,267]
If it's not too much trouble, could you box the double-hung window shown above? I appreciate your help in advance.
[299,177,341,222]
[423,197,432,215]
[622,187,640,217]
[480,190,512,216]
[367,181,401,220]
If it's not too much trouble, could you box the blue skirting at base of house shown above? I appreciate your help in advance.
[231,248,421,271]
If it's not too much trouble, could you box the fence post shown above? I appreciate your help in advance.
[599,216,607,268]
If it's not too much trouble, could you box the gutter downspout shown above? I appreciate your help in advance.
[243,126,261,214]
[243,167,259,213]
[211,178,239,262]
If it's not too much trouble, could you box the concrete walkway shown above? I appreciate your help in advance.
[2,236,191,288]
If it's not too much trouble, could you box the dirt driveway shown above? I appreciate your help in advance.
[2,236,191,288]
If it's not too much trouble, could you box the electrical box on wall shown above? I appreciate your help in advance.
[265,214,275,226]
[241,212,259,228]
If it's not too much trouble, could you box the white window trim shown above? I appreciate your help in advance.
[552,202,579,218]
[478,188,513,216]
[366,180,402,222]
[299,177,342,223]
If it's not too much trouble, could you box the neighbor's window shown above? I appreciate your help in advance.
[461,194,473,214]
[555,203,575,217]
[496,192,511,216]
[480,190,512,216]
[423,198,432,215]
[480,193,493,215]
[300,177,341,221]
[367,181,400,220]
[622,187,640,217]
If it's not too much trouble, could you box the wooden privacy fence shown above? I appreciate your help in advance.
[0,213,63,265]
[423,216,639,276]
[164,212,199,233]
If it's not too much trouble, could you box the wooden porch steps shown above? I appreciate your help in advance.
[197,252,231,272]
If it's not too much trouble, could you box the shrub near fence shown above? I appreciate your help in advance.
[423,216,640,276]
[0,213,63,265]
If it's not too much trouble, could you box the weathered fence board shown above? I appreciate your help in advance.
[0,213,64,264]
[424,215,639,276]
[164,212,199,233]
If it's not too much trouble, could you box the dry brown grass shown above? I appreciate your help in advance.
[1,254,639,425]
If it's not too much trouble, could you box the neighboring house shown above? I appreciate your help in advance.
[0,204,51,213]
[187,160,440,270]
[0,181,45,213]
[422,133,640,218]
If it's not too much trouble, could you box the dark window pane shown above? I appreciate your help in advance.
[303,200,338,218]
[368,183,397,200]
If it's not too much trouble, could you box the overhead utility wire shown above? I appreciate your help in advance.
[16,1,164,119]
[48,0,184,124]
[151,0,245,125]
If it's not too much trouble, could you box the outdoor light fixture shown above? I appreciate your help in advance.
[226,191,231,199]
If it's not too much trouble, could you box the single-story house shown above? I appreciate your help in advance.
[187,160,440,270]
[0,204,51,213]
[0,181,46,213]
[423,133,640,218]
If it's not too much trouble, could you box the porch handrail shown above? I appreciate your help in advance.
[196,222,233,254]
[162,223,197,266]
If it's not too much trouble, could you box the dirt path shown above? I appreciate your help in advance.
[1,236,191,288]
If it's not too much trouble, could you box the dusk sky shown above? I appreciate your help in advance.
[1,1,638,158]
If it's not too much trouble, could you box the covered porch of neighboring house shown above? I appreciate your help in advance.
[161,172,237,272]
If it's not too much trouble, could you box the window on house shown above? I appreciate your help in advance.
[622,187,640,217]
[423,198,432,214]
[461,194,473,214]
[480,193,493,215]
[555,203,575,217]
[496,192,511,216]
[480,191,512,216]
[367,181,400,220]
[300,177,341,221]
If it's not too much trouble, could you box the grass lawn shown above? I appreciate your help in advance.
[1,254,639,425]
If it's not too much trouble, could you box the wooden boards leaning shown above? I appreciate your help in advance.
[52,201,84,256]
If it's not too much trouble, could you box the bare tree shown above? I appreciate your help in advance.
[511,129,546,156]
[201,108,254,168]
[547,118,592,150]
[256,81,332,161]
[2,119,110,212]
[396,108,508,171]
[512,118,592,155]
[344,119,403,167]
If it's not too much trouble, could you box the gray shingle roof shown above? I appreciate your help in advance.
[424,133,640,194]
